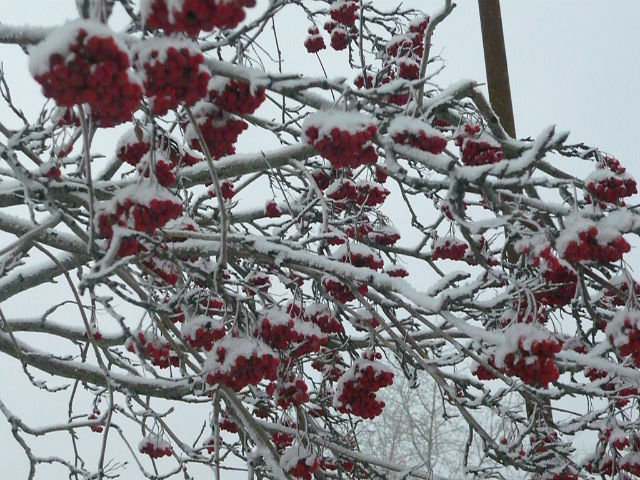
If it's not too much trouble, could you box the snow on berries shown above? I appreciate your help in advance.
[330,0,358,27]
[140,0,256,36]
[280,444,319,480]
[304,26,325,53]
[181,314,225,351]
[431,236,468,261]
[126,330,180,368]
[95,179,183,256]
[116,128,151,166]
[474,324,563,387]
[185,102,248,159]
[204,336,279,391]
[267,375,309,409]
[303,111,378,169]
[29,20,142,127]
[389,116,448,154]
[265,200,282,218]
[455,124,505,166]
[519,242,577,307]
[335,242,383,270]
[139,434,173,458]
[208,76,266,115]
[333,352,394,419]
[133,38,210,116]
[606,310,640,367]
[585,160,637,207]
[556,214,630,263]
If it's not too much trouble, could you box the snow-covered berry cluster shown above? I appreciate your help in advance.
[323,21,354,51]
[304,26,326,53]
[95,182,183,256]
[126,330,180,368]
[431,236,468,260]
[256,307,328,355]
[267,375,309,409]
[606,310,640,367]
[306,304,344,334]
[333,352,394,419]
[475,324,563,387]
[116,129,151,166]
[585,156,637,207]
[280,445,319,480]
[525,245,578,307]
[385,16,429,80]
[556,216,630,264]
[208,76,265,114]
[322,275,368,304]
[243,271,272,295]
[204,337,279,391]
[181,314,226,351]
[304,111,378,169]
[368,226,401,246]
[455,124,505,166]
[30,20,142,127]
[330,0,358,26]
[335,243,384,270]
[265,200,282,218]
[207,180,236,200]
[185,103,248,159]
[389,116,448,154]
[139,434,173,458]
[134,39,210,115]
[141,0,256,36]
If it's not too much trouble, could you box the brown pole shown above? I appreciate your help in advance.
[477,0,516,137]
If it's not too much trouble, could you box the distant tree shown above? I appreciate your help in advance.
[0,1,638,480]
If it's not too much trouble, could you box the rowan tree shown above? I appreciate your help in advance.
[0,1,638,479]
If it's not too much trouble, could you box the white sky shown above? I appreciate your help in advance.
[1,1,639,478]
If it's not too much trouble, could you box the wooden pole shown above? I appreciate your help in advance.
[477,0,516,137]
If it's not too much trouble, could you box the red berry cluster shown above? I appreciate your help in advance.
[385,265,409,278]
[281,447,319,480]
[330,0,358,26]
[267,376,309,409]
[256,313,297,350]
[135,41,210,116]
[355,182,390,207]
[606,311,640,367]
[304,113,378,169]
[334,353,394,419]
[87,410,103,433]
[322,275,368,303]
[220,413,238,433]
[559,224,630,263]
[182,314,226,351]
[138,157,176,187]
[323,21,353,51]
[116,130,151,166]
[272,430,295,449]
[385,16,428,60]
[126,330,180,368]
[30,21,142,127]
[501,338,562,387]
[311,169,330,190]
[307,305,344,334]
[208,77,265,115]
[368,227,400,246]
[142,0,256,36]
[391,124,448,154]
[455,124,505,166]
[529,246,577,307]
[345,222,374,239]
[207,180,236,199]
[431,237,468,260]
[304,26,326,53]
[187,105,248,159]
[586,156,637,207]
[243,271,272,295]
[204,338,279,391]
[139,435,173,458]
[265,200,282,218]
[326,178,357,202]
[96,187,183,256]
[337,244,384,270]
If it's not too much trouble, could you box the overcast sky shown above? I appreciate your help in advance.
[1,1,639,477]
